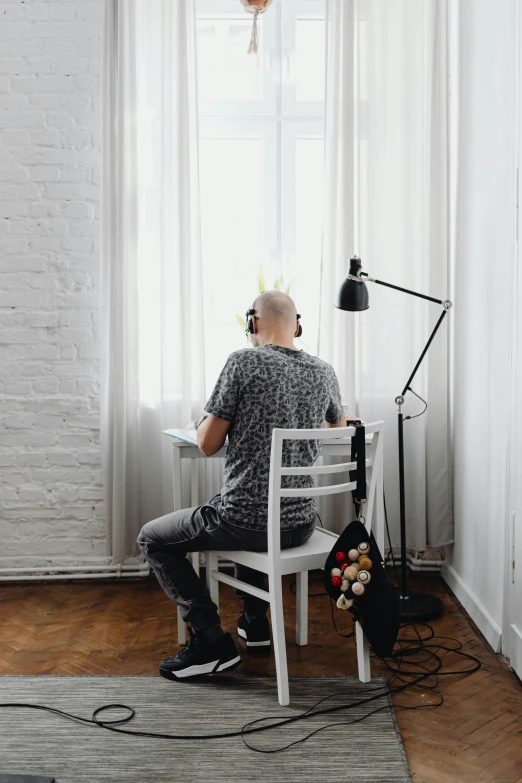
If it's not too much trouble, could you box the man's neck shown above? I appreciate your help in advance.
[258,336,298,350]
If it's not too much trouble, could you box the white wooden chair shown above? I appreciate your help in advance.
[204,422,384,706]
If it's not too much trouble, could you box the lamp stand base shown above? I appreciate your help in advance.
[397,589,443,622]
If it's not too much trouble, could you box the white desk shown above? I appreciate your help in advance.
[162,428,379,517]
[162,428,384,643]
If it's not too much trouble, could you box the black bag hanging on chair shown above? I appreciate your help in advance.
[323,424,400,658]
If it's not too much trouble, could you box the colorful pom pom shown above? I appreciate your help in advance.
[352,581,365,596]
[358,555,373,571]
[343,565,359,581]
[331,575,342,587]
[348,549,359,561]
[330,567,342,577]
[357,569,371,584]
[358,541,370,556]
[340,579,349,592]
[339,562,349,572]
[335,551,346,562]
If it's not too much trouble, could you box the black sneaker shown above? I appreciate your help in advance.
[237,613,271,647]
[159,628,241,680]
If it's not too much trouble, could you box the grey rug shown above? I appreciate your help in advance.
[0,676,411,783]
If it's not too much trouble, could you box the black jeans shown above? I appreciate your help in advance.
[137,498,315,632]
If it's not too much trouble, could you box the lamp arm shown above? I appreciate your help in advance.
[348,268,453,400]
[360,273,445,306]
[397,309,448,399]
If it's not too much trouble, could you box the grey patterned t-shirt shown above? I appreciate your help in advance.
[204,344,344,531]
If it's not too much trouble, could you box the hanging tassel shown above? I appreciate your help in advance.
[240,0,273,55]
[247,7,260,54]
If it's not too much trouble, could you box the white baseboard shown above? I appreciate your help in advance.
[442,563,502,653]
[0,555,149,582]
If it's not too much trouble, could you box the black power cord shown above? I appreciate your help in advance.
[0,495,481,754]
[0,675,419,748]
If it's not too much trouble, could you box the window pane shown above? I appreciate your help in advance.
[295,19,325,102]
[199,135,268,390]
[292,136,324,356]
[296,136,324,267]
[197,19,263,103]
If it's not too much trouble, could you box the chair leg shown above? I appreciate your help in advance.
[295,571,308,646]
[270,578,290,706]
[356,621,371,682]
[206,552,219,612]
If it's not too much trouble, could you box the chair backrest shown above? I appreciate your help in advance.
[267,422,384,570]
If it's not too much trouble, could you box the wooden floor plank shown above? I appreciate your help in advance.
[464,711,521,747]
[482,734,522,782]
[455,693,518,735]
[398,711,470,752]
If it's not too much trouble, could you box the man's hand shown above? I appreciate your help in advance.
[325,415,362,428]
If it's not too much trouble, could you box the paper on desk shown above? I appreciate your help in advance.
[161,427,198,446]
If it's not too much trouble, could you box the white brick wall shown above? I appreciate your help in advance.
[0,0,105,566]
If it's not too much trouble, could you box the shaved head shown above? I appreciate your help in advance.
[253,290,297,329]
[248,289,301,349]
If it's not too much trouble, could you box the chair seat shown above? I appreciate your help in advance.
[210,527,338,577]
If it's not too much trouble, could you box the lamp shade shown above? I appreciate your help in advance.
[334,256,370,312]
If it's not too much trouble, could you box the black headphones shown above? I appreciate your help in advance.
[245,307,302,338]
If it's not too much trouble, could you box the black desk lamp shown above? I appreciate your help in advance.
[335,256,452,621]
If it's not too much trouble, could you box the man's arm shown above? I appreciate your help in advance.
[324,365,361,429]
[196,353,241,457]
[325,412,347,429]
[195,413,231,457]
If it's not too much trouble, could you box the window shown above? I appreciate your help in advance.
[196,0,326,393]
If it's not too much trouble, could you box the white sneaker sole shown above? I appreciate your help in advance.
[237,627,271,647]
[160,655,241,680]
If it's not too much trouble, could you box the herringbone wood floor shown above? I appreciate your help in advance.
[1,572,521,782]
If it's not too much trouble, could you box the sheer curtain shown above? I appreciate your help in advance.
[320,0,452,549]
[101,0,452,558]
[101,0,206,561]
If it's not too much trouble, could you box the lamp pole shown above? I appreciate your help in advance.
[392,305,450,617]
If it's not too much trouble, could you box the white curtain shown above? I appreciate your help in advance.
[101,0,206,561]
[320,0,452,549]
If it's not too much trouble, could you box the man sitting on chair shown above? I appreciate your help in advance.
[138,290,347,680]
